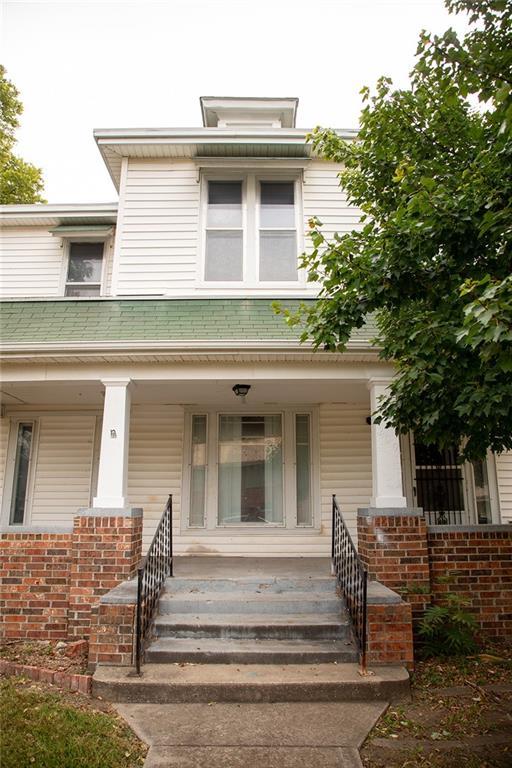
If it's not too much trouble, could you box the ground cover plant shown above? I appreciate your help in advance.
[0,676,147,768]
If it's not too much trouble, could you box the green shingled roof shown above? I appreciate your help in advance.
[0,299,377,346]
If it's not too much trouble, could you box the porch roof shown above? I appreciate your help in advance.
[0,298,377,350]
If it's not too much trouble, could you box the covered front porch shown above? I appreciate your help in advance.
[0,359,408,554]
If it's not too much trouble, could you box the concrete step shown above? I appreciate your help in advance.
[158,593,340,615]
[153,613,350,641]
[145,637,358,665]
[93,662,410,704]
[163,577,336,594]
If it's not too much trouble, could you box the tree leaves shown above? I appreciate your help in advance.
[296,0,512,460]
[0,65,46,204]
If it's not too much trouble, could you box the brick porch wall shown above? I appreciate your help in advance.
[68,511,142,638]
[0,532,73,640]
[427,526,512,640]
[358,510,512,642]
[0,508,142,643]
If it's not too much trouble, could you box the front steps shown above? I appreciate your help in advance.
[146,576,358,665]
[94,662,410,703]
[92,569,411,704]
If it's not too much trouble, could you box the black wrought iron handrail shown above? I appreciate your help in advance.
[135,494,173,674]
[331,495,368,672]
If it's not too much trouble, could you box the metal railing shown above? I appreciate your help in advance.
[424,509,468,526]
[331,495,368,673]
[135,494,173,674]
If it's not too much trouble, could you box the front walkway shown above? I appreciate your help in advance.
[117,699,386,768]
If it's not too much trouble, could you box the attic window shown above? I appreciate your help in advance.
[65,242,104,297]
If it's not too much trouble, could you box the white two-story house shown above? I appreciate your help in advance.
[1,96,511,556]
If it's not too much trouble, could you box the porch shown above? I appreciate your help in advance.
[0,365,410,554]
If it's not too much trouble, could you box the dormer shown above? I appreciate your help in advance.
[200,97,298,130]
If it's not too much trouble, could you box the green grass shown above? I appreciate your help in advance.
[0,677,146,768]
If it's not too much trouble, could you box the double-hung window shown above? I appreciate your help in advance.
[205,182,244,281]
[203,175,301,285]
[259,182,297,281]
[65,242,104,296]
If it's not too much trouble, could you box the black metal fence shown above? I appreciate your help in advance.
[331,495,368,672]
[135,495,173,674]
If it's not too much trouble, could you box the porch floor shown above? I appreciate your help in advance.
[172,556,331,579]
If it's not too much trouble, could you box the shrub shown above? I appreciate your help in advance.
[418,592,478,657]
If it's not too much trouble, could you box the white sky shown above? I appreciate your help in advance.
[1,0,469,203]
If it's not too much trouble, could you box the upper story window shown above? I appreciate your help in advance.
[202,174,301,285]
[65,242,104,297]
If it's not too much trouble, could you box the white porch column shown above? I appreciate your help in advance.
[368,378,407,508]
[93,378,132,509]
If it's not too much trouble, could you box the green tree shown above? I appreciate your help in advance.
[286,0,512,460]
[0,65,45,204]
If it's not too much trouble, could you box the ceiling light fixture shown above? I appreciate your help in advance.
[232,383,251,398]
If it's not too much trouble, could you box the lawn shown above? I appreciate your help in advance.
[361,648,512,768]
[0,676,147,768]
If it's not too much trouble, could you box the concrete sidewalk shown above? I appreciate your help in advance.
[116,700,386,767]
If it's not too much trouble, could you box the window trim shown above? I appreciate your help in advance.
[181,406,319,533]
[1,419,39,528]
[197,170,305,289]
[59,237,110,298]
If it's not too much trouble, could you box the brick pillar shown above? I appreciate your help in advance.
[68,508,142,639]
[358,508,431,625]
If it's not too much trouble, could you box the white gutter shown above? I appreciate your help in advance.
[0,339,374,353]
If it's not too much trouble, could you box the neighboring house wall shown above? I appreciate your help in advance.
[0,227,115,299]
[496,450,512,523]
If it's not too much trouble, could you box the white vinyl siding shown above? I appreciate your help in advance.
[0,227,65,298]
[29,414,96,525]
[496,450,512,523]
[0,160,360,298]
[303,160,362,250]
[126,402,371,556]
[0,227,115,298]
[319,404,372,545]
[111,158,358,296]
[0,402,372,553]
[127,404,184,550]
[115,159,200,294]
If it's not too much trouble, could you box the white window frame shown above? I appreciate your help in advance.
[1,419,39,527]
[181,406,319,533]
[197,171,305,289]
[59,237,110,297]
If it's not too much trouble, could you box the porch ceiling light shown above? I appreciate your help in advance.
[232,383,251,398]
